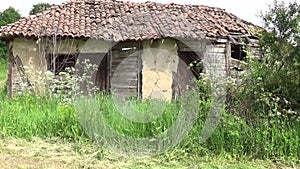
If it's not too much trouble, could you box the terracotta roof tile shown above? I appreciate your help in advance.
[0,0,260,41]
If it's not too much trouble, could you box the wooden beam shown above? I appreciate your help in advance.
[230,58,247,68]
[225,39,231,77]
[107,43,112,92]
[14,55,34,93]
[137,41,142,99]
[7,44,13,98]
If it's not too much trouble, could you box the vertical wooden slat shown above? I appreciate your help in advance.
[7,44,13,98]
[225,39,231,77]
[177,51,193,96]
[137,41,142,99]
[107,43,112,92]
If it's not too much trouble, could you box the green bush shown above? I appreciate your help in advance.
[213,1,300,162]
[0,42,8,63]
[179,58,300,162]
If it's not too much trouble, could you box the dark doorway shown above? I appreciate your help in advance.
[174,51,202,98]
[95,54,108,91]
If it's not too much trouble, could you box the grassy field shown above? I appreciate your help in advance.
[0,96,298,169]
[0,62,299,168]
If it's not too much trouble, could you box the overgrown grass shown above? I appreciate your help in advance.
[191,113,300,162]
[0,92,299,163]
[0,60,299,163]
[0,95,85,141]
[77,95,181,138]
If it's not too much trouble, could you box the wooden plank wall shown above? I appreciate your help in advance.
[176,36,263,81]
[248,39,263,59]
[206,42,227,79]
[110,42,141,99]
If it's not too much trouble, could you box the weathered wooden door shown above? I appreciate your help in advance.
[110,46,142,99]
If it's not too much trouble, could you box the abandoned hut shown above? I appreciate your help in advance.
[0,0,261,100]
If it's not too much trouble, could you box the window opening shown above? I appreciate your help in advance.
[47,53,77,75]
[231,44,247,61]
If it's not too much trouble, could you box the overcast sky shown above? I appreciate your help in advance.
[0,0,299,26]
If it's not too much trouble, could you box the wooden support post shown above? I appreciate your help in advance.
[225,39,231,77]
[107,43,112,92]
[137,41,142,99]
[7,44,13,98]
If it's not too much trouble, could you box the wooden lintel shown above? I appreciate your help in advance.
[228,35,240,45]
[111,41,139,49]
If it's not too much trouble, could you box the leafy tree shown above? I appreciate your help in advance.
[228,0,300,122]
[259,0,300,110]
[29,3,52,15]
[261,0,300,71]
[0,7,21,26]
[0,7,21,62]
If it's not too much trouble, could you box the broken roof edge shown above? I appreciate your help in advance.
[1,33,259,46]
[0,0,263,42]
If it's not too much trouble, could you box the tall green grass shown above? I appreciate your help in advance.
[0,95,84,141]
[187,113,300,162]
[78,95,181,138]
[0,92,299,162]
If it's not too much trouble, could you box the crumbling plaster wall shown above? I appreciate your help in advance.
[10,38,41,70]
[10,38,111,95]
[10,38,41,94]
[141,38,179,101]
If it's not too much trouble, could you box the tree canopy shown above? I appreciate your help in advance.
[29,3,52,15]
[261,0,300,71]
[229,0,300,122]
[260,0,300,107]
[0,7,21,26]
[0,7,21,62]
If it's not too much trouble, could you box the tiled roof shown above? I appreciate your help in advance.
[0,0,259,41]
